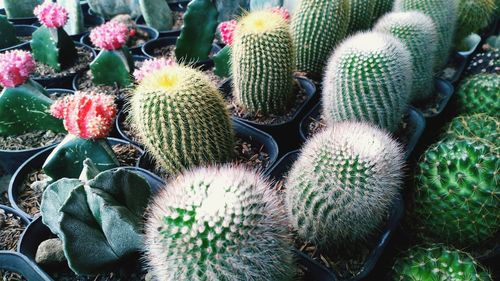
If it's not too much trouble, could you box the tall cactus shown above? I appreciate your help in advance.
[455,0,496,43]
[322,31,412,132]
[139,0,173,32]
[374,11,438,102]
[345,0,376,34]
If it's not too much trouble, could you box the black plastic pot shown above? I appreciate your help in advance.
[8,138,144,220]
[414,78,454,119]
[443,34,482,84]
[265,150,405,281]
[0,251,52,281]
[0,89,74,174]
[31,13,105,42]
[115,110,141,147]
[0,25,37,53]
[0,9,37,25]
[0,204,30,227]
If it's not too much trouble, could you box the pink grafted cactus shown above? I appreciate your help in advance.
[271,7,290,22]
[219,20,237,45]
[34,2,69,28]
[0,50,35,88]
[90,21,129,50]
[133,58,175,81]
[50,92,117,139]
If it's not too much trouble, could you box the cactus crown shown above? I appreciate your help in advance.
[219,20,237,45]
[0,50,35,88]
[236,10,288,35]
[90,21,129,50]
[34,2,69,28]
[270,7,291,21]
[133,57,175,82]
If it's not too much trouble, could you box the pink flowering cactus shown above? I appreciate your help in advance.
[133,57,175,82]
[0,50,36,88]
[90,21,129,51]
[219,20,237,46]
[50,92,117,139]
[34,2,69,28]
[271,7,290,22]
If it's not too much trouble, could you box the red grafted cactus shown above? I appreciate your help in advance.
[271,7,291,22]
[0,50,35,88]
[90,21,129,50]
[50,92,117,139]
[219,20,237,45]
[133,57,175,81]
[34,2,69,28]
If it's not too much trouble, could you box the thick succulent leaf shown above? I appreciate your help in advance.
[79,158,102,182]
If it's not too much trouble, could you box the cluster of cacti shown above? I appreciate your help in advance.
[139,0,173,32]
[57,0,84,36]
[3,0,42,19]
[374,11,437,102]
[133,57,174,82]
[0,15,20,49]
[87,0,141,19]
[144,166,294,281]
[129,64,235,175]
[285,122,404,249]
[322,32,412,132]
[442,114,499,146]
[455,0,496,43]
[345,0,375,34]
[456,73,500,116]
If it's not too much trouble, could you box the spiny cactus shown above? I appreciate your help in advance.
[414,139,499,247]
[133,57,174,82]
[232,10,294,115]
[322,31,412,132]
[144,166,294,281]
[129,65,235,175]
[57,0,84,35]
[455,0,496,43]
[392,245,493,280]
[139,0,173,32]
[374,11,438,102]
[0,15,20,49]
[3,0,42,19]
[346,0,375,34]
[394,0,459,71]
[456,73,500,116]
[291,0,350,77]
[285,122,404,249]
[371,0,394,23]
[442,114,499,147]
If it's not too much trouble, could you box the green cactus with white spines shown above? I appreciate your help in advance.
[414,139,499,248]
[456,73,500,116]
[345,0,376,34]
[392,245,493,280]
[129,65,235,175]
[145,166,294,281]
[371,0,394,23]
[455,0,496,44]
[442,114,499,148]
[322,31,412,132]
[394,0,459,71]
[374,11,438,102]
[285,122,404,249]
[291,0,350,77]
[232,10,295,115]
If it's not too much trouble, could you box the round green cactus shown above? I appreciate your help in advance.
[129,65,235,175]
[456,73,500,116]
[285,122,404,249]
[374,11,438,102]
[346,0,375,34]
[322,31,412,132]
[455,0,496,43]
[414,139,499,247]
[232,10,295,115]
[392,245,493,280]
[145,166,294,281]
[442,114,499,147]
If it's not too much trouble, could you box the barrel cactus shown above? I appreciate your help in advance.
[346,0,375,34]
[322,31,412,132]
[456,73,500,116]
[285,122,404,250]
[455,0,496,43]
[144,166,294,281]
[371,0,394,23]
[442,114,499,147]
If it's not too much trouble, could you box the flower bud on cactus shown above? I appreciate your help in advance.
[456,0,496,43]
[322,32,412,132]
[219,20,237,45]
[0,50,35,88]
[90,21,128,51]
[34,2,69,28]
[456,73,500,116]
[145,166,294,281]
[133,57,175,82]
[442,114,499,147]
[285,122,404,249]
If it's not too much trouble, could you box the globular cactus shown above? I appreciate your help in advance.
[87,0,141,20]
[456,73,500,116]
[57,0,84,35]
[144,166,294,281]
[129,65,235,175]
[133,57,174,82]
[392,245,493,280]
[413,139,499,248]
[139,0,173,32]
[0,15,20,49]
[455,0,496,43]
[291,0,350,77]
[371,0,394,24]
[3,0,42,19]
[322,31,412,132]
[345,0,376,34]
[285,122,404,249]
[374,11,438,102]
[232,10,294,115]
[442,114,499,147]
[394,0,459,71]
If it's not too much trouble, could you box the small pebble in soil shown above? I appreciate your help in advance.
[0,209,25,251]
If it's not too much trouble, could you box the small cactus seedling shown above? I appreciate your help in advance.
[456,73,500,116]
[133,57,175,82]
[144,166,294,281]
[0,50,64,136]
[285,122,404,249]
[87,0,141,20]
[346,0,376,34]
[0,15,20,49]
[139,0,174,32]
[89,21,134,87]
[3,0,42,19]
[56,0,84,36]
[31,2,78,72]
[455,0,496,44]
[442,114,499,147]
[322,31,412,132]
[374,11,438,102]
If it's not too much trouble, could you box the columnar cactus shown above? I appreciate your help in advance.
[455,0,496,43]
[3,0,42,19]
[394,0,459,71]
[291,0,350,77]
[371,0,394,23]
[442,114,499,147]
[0,15,20,49]
[456,73,500,116]
[144,166,294,281]
[31,2,78,71]
[285,122,404,249]
[345,0,375,34]
[57,0,84,35]
[232,10,294,115]
[139,0,173,32]
[374,12,438,102]
[129,65,235,175]
[322,32,412,132]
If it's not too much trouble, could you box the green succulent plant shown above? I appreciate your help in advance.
[3,0,42,19]
[456,73,500,116]
[442,114,499,148]
[455,0,496,43]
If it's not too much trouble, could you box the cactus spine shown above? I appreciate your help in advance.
[371,0,394,23]
[374,11,438,102]
[346,0,376,34]
[455,0,496,43]
[232,10,294,115]
[322,32,412,132]
[456,73,500,116]
[442,114,499,148]
[145,166,294,281]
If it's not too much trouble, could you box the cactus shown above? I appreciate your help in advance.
[371,0,394,23]
[322,32,412,132]
[57,0,84,36]
[250,0,282,11]
[139,0,173,32]
[213,20,236,78]
[133,57,174,82]
[455,0,496,43]
[465,50,500,76]
[392,245,493,280]
[0,15,20,49]
[144,166,294,281]
[232,10,294,115]
[3,0,42,19]
[0,50,64,136]
[40,160,151,275]
[291,0,349,76]
[87,0,141,20]
[456,73,500,116]
[374,12,438,102]
[31,2,78,72]
[414,139,499,247]
[285,122,404,249]
[394,0,459,71]
[442,114,499,147]
[129,65,235,175]
[346,0,376,34]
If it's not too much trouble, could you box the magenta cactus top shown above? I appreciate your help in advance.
[219,20,237,46]
[0,50,36,88]
[34,2,69,28]
[90,21,129,51]
[133,57,175,82]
